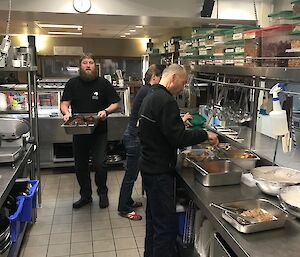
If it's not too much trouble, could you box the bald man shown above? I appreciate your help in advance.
[138,64,218,257]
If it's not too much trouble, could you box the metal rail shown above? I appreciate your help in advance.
[193,77,300,96]
[190,65,300,83]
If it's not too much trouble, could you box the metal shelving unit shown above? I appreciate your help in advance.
[0,66,40,181]
[0,66,40,257]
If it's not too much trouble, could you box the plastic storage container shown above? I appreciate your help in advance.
[286,29,300,66]
[261,25,293,67]
[243,28,262,66]
[8,197,25,242]
[268,10,294,25]
[17,180,39,222]
[213,29,227,44]
[292,0,300,14]
[223,29,233,42]
[233,25,257,40]
[176,204,186,237]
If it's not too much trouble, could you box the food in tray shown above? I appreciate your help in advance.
[239,152,257,159]
[186,150,210,162]
[240,208,275,222]
[198,143,232,151]
[69,115,96,126]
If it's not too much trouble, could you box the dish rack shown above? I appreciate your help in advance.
[183,200,196,245]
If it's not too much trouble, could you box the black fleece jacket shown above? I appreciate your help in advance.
[138,84,208,175]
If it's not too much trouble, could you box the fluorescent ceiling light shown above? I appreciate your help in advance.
[125,32,131,35]
[135,25,143,28]
[129,29,136,32]
[48,31,82,35]
[38,24,82,29]
[120,35,126,38]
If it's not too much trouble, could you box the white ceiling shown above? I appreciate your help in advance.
[0,10,256,39]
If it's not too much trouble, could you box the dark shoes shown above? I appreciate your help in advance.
[72,198,92,209]
[99,194,109,208]
[72,195,108,209]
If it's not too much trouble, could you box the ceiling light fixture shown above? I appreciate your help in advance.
[120,35,126,38]
[48,31,82,35]
[129,29,136,32]
[135,25,143,28]
[38,24,83,29]
[125,32,131,35]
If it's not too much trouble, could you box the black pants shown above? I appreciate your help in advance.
[142,172,178,257]
[73,132,108,199]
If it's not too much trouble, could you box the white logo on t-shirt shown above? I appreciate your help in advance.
[92,91,99,100]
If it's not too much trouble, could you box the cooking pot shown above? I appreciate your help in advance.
[251,166,300,196]
[0,215,10,243]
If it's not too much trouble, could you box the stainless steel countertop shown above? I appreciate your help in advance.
[223,126,300,170]
[0,144,34,206]
[177,167,300,257]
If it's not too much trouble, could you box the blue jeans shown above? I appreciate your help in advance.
[118,131,140,213]
[142,172,178,257]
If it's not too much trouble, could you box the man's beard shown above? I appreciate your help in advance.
[80,68,97,81]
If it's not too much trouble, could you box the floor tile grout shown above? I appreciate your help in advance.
[21,170,144,257]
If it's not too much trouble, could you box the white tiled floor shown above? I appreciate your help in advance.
[20,169,146,257]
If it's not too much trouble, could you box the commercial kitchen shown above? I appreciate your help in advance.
[2,0,300,257]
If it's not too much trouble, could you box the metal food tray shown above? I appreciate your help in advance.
[221,199,288,233]
[217,148,260,171]
[61,113,99,135]
[186,158,243,186]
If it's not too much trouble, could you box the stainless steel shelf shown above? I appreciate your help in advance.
[0,67,38,72]
[0,110,30,115]
[190,65,300,82]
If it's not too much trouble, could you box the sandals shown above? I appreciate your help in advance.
[131,201,143,208]
[119,211,142,221]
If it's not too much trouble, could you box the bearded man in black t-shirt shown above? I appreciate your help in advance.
[61,53,120,209]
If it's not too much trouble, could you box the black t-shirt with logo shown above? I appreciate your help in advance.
[62,76,120,133]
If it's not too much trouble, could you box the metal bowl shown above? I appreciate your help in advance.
[251,166,300,196]
[278,185,300,218]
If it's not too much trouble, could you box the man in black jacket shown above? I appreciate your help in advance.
[138,64,218,257]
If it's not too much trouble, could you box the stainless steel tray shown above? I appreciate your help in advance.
[217,149,260,171]
[187,158,243,186]
[0,147,24,163]
[221,199,288,233]
[61,113,99,135]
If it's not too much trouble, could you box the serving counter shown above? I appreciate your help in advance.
[176,167,300,257]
